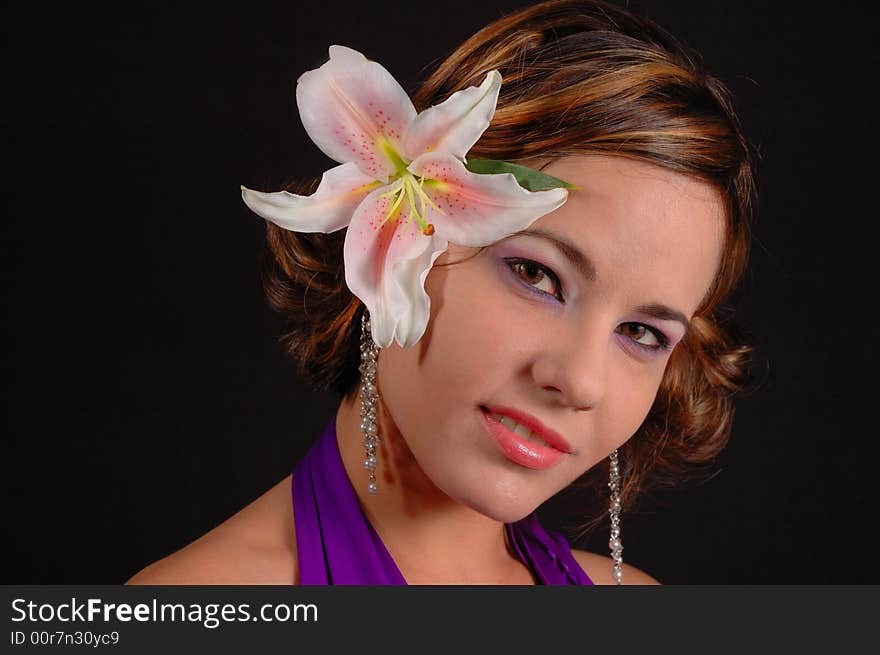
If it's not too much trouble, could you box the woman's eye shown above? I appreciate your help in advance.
[617,323,669,351]
[507,259,563,301]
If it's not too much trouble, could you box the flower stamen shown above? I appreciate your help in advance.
[402,177,419,235]
[381,183,407,226]
[378,173,446,235]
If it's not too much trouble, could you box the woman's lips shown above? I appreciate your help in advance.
[479,406,569,470]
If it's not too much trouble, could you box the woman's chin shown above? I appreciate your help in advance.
[435,474,542,524]
[465,497,539,524]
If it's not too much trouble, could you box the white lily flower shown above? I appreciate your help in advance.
[242,45,568,348]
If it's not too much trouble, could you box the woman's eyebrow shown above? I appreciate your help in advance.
[512,228,691,332]
[633,303,691,335]
[513,228,597,281]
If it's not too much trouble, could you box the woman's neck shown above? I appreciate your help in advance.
[334,387,535,584]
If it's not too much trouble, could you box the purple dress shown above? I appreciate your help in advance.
[292,421,594,585]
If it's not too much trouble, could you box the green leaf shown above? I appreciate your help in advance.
[464,158,579,191]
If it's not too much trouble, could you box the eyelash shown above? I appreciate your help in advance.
[505,257,565,302]
[504,257,672,354]
[617,323,672,353]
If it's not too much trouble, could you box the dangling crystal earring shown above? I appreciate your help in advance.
[608,449,623,585]
[359,312,380,494]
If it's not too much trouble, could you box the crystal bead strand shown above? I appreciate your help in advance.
[608,449,623,585]
[359,313,380,494]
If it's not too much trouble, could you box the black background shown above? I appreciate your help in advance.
[3,0,878,584]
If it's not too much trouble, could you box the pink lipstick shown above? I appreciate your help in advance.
[479,405,571,470]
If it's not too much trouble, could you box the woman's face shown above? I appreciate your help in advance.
[376,155,725,522]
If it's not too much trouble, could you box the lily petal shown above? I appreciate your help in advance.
[297,45,417,181]
[408,152,569,246]
[344,180,449,348]
[240,162,378,232]
[402,70,501,162]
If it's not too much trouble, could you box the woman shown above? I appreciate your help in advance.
[128,0,753,585]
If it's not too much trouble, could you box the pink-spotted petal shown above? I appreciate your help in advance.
[344,180,449,348]
[408,153,569,246]
[297,45,416,181]
[240,162,378,232]
[402,70,501,162]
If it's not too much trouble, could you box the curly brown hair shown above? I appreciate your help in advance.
[259,0,756,535]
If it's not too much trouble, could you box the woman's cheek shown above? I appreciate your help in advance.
[601,370,660,450]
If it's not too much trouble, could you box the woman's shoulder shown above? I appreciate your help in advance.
[126,475,298,585]
[570,549,660,585]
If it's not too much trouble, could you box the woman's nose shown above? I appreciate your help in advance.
[530,320,609,410]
